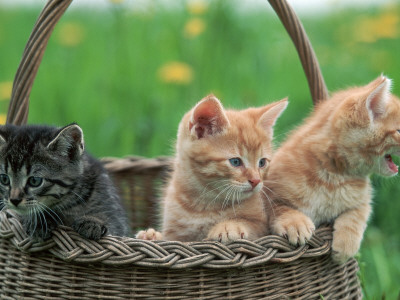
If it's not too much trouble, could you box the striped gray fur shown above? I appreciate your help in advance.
[0,124,130,240]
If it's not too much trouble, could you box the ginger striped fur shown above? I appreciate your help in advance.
[159,94,288,243]
[264,76,400,263]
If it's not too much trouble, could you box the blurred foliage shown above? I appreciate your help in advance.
[0,0,399,298]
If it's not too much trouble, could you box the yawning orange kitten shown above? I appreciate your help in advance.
[265,76,399,263]
[158,95,288,243]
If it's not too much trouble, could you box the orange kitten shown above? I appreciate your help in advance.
[264,76,399,263]
[160,94,288,243]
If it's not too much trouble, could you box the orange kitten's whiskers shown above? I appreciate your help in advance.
[222,185,237,214]
[221,185,235,210]
[199,181,231,202]
[162,94,288,242]
[257,191,267,218]
[221,184,245,216]
[208,184,234,208]
[262,184,277,196]
[201,179,231,194]
[261,190,275,218]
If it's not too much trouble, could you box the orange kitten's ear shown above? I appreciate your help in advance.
[365,76,392,122]
[189,95,230,139]
[258,98,288,138]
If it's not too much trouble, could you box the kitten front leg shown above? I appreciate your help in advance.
[72,216,107,241]
[332,202,371,264]
[271,207,315,245]
[207,219,258,243]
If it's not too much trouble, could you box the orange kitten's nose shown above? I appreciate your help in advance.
[248,179,260,189]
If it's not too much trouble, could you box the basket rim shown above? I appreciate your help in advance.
[0,210,336,269]
[101,155,172,174]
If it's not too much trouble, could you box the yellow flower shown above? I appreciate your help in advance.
[354,12,399,43]
[0,81,12,101]
[184,18,206,38]
[56,22,86,47]
[187,0,208,15]
[0,114,6,125]
[158,62,194,84]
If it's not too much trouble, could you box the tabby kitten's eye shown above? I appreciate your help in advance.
[259,158,267,168]
[27,176,43,188]
[229,158,242,167]
[0,174,10,186]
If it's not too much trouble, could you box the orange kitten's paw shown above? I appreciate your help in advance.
[135,228,163,241]
[207,221,249,244]
[272,211,315,245]
[331,231,361,264]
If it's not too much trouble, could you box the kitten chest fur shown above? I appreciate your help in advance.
[301,172,372,226]
[163,177,266,241]
[269,134,373,227]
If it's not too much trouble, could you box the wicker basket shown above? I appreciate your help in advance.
[0,0,362,299]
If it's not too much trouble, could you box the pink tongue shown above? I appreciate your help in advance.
[385,155,398,173]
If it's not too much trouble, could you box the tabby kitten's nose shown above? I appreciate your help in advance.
[10,198,22,207]
[248,179,260,188]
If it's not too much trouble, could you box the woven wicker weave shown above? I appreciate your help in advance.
[0,0,362,299]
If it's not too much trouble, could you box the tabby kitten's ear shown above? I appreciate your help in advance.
[0,129,6,148]
[189,94,230,139]
[258,98,288,139]
[365,76,392,122]
[47,124,84,159]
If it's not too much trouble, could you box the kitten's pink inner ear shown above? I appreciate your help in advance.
[258,98,288,137]
[190,95,229,139]
[366,76,392,121]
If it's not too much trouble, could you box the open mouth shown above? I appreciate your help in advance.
[385,154,398,174]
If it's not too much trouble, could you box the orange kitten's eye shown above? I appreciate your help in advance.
[259,158,267,168]
[229,158,242,167]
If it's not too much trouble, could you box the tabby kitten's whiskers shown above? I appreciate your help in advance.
[0,124,130,241]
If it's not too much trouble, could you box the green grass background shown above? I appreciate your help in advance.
[0,0,399,298]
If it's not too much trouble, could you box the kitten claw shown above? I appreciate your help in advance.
[136,228,163,241]
[273,211,315,246]
[207,221,250,244]
[101,226,108,236]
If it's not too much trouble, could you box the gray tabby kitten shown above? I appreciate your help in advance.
[0,123,130,241]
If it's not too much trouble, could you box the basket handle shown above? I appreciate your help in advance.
[268,0,329,105]
[6,0,328,126]
[6,0,73,126]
